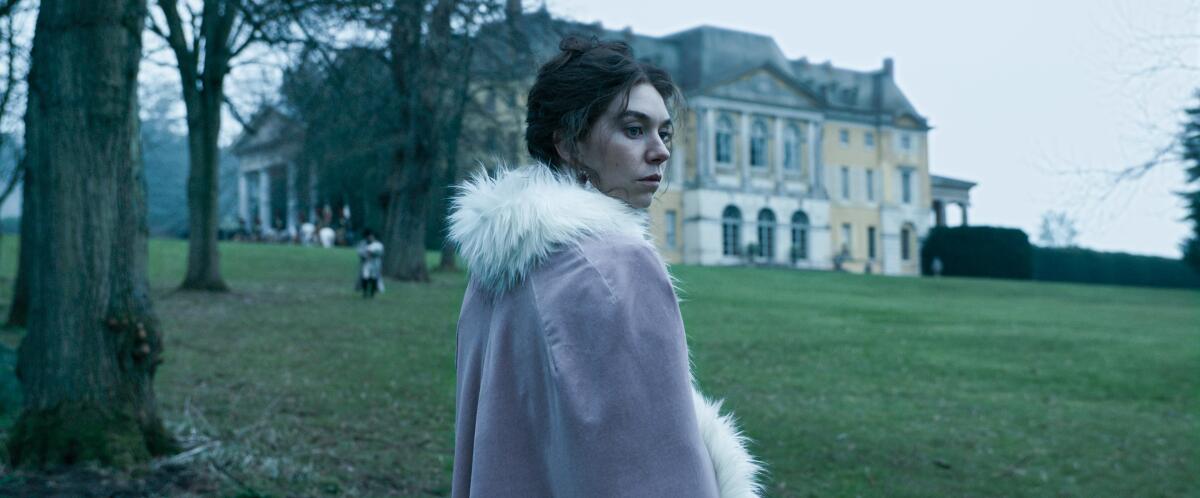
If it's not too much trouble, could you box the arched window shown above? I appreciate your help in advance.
[757,209,776,260]
[721,205,741,256]
[791,211,809,261]
[715,116,733,164]
[750,120,768,168]
[783,124,802,170]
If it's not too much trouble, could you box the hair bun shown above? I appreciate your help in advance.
[557,35,633,63]
[558,36,597,56]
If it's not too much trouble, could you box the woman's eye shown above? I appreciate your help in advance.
[625,126,644,138]
[659,131,673,143]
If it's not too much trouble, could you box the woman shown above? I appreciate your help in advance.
[449,37,763,497]
[356,229,384,298]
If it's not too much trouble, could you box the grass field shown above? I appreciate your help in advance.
[0,238,1197,497]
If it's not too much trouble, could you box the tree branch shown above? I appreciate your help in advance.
[222,94,255,134]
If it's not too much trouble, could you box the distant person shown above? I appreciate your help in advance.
[447,37,761,498]
[932,256,944,276]
[833,246,850,272]
[356,229,384,298]
[318,225,335,248]
[300,221,316,246]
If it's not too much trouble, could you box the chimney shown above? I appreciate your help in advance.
[882,57,894,77]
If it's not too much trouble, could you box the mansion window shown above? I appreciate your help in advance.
[839,128,850,145]
[722,205,742,256]
[864,131,875,147]
[900,133,912,151]
[750,120,768,168]
[783,124,802,170]
[715,116,734,164]
[791,211,809,260]
[840,166,851,200]
[901,226,913,260]
[867,226,877,259]
[901,169,913,204]
[757,209,776,260]
[866,169,875,202]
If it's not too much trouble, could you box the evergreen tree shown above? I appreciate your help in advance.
[1182,92,1200,272]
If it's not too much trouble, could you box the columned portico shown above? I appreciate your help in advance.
[931,175,976,227]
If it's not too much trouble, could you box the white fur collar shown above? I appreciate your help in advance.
[448,164,650,294]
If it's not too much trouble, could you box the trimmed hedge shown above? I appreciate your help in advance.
[921,226,1033,280]
[1033,247,1200,289]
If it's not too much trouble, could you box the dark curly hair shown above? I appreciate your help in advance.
[525,36,680,173]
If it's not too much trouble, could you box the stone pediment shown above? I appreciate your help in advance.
[704,67,821,110]
[893,112,929,130]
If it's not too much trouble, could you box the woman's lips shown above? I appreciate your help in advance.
[638,174,662,184]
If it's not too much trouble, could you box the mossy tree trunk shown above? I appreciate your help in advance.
[6,0,177,469]
[6,172,29,327]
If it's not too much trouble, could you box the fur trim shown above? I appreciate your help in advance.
[692,386,765,498]
[448,164,649,293]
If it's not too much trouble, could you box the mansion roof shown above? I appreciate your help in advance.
[491,12,929,129]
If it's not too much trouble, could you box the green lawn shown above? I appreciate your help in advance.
[0,238,1197,497]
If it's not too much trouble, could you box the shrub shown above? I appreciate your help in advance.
[921,226,1033,280]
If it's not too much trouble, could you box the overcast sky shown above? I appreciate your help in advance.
[545,0,1198,257]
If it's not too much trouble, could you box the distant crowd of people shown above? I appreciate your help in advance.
[230,217,359,248]
[229,216,385,298]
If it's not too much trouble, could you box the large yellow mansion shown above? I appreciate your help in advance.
[606,24,965,275]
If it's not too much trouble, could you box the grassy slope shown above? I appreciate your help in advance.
[0,238,1195,497]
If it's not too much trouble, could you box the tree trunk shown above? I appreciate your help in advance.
[6,170,30,327]
[179,88,228,291]
[6,0,177,469]
[382,159,433,282]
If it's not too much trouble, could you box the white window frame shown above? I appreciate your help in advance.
[750,120,768,169]
[900,168,913,205]
[715,116,734,165]
[840,166,851,200]
[783,124,801,171]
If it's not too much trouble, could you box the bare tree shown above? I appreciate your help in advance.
[1037,210,1080,248]
[146,0,282,291]
[7,0,177,468]
[0,0,32,328]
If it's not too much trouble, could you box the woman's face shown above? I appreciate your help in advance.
[560,82,673,209]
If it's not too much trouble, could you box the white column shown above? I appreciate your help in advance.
[702,107,715,183]
[286,162,298,234]
[808,121,820,189]
[238,172,248,224]
[258,167,270,232]
[773,116,784,186]
[739,111,750,191]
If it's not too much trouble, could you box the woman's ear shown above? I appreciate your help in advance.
[553,131,572,166]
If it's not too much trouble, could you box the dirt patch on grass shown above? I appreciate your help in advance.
[0,463,219,497]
